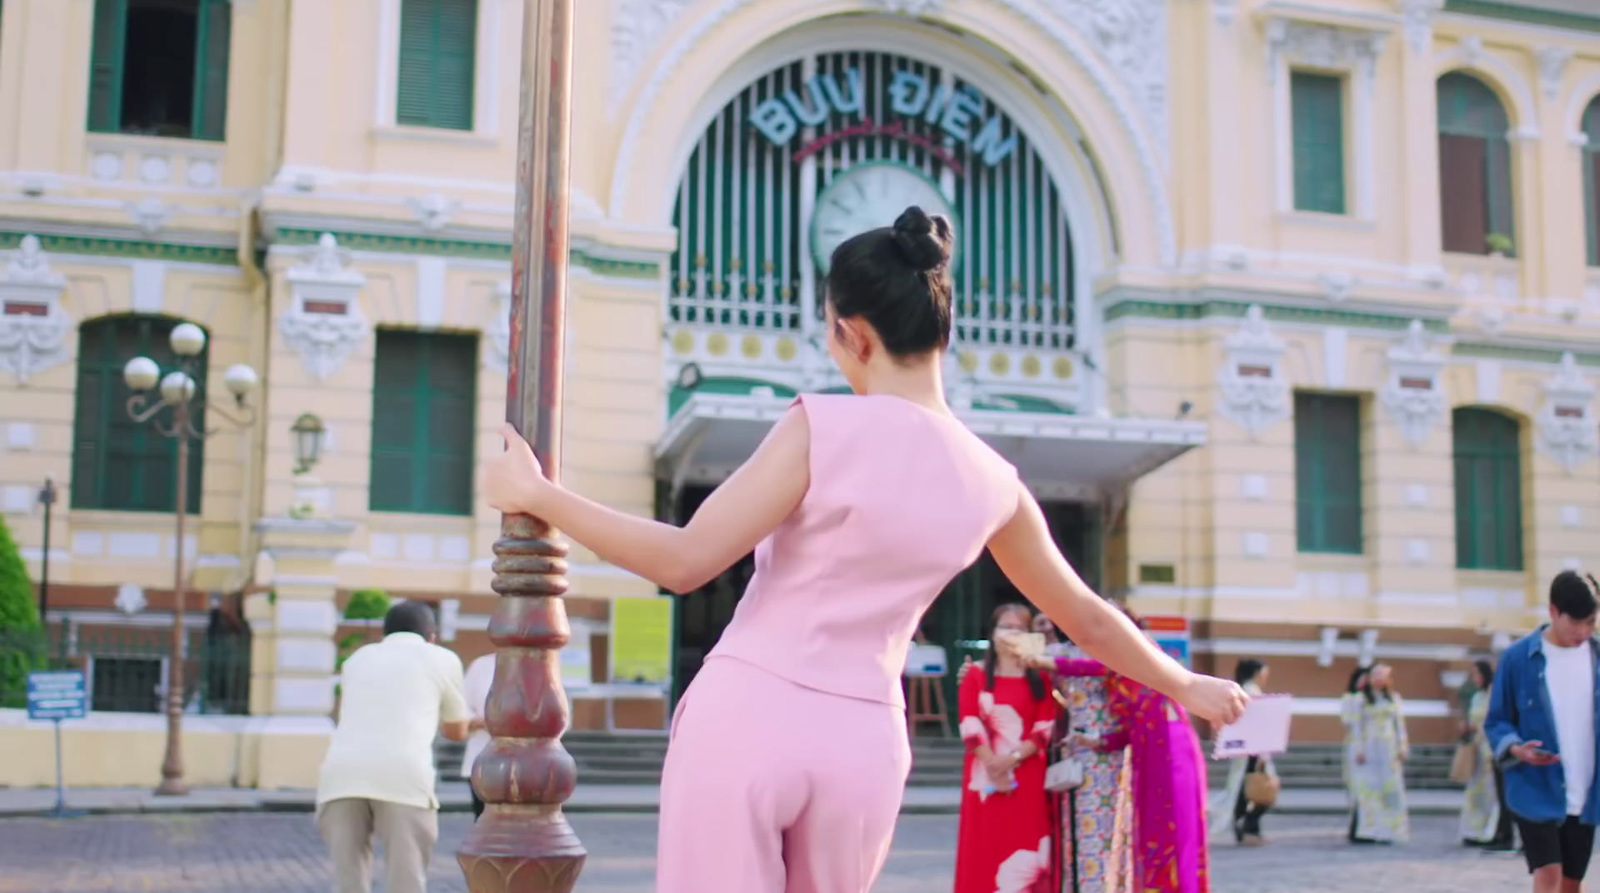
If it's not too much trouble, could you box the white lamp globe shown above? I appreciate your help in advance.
[224,364,258,399]
[169,322,207,357]
[123,356,160,392]
[159,371,196,405]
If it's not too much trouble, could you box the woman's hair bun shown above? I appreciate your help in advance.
[891,205,953,273]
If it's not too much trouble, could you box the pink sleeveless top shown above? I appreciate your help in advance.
[708,393,1020,708]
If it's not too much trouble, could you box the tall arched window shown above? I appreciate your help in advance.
[71,315,207,512]
[1453,407,1522,571]
[1438,73,1514,256]
[1584,96,1600,267]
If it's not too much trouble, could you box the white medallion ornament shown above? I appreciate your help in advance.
[1537,352,1598,474]
[1380,320,1447,447]
[1216,305,1290,436]
[0,235,74,384]
[485,281,513,376]
[278,234,370,381]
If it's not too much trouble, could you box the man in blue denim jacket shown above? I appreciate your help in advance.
[1486,571,1600,893]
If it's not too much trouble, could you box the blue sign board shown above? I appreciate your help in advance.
[27,670,87,721]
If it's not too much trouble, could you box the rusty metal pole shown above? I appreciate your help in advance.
[456,0,585,890]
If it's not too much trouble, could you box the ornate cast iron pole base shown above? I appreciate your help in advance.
[458,0,584,889]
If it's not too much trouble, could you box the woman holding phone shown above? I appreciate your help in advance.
[954,604,1057,893]
[482,207,1249,893]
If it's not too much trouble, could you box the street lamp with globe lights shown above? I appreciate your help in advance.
[121,320,258,797]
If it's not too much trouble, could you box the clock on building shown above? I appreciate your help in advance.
[809,162,957,274]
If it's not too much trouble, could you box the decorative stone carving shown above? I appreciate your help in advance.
[1397,0,1444,53]
[609,0,694,109]
[1216,305,1290,436]
[1213,0,1238,26]
[0,235,73,384]
[130,198,169,236]
[1321,271,1355,303]
[878,0,945,12]
[1265,19,1387,85]
[1459,35,1483,67]
[1380,320,1447,447]
[115,583,148,615]
[1538,352,1598,474]
[485,280,513,375]
[1537,47,1573,100]
[411,194,455,233]
[278,234,370,381]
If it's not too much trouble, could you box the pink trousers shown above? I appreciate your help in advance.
[656,656,912,893]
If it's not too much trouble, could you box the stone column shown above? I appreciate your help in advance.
[1396,0,1446,284]
[246,517,354,789]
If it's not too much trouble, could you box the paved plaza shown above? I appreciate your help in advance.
[0,810,1528,893]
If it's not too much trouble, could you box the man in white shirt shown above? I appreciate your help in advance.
[316,600,471,893]
[459,652,496,820]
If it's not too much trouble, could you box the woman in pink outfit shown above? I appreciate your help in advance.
[481,207,1249,893]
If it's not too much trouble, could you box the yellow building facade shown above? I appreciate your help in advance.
[1,0,1599,787]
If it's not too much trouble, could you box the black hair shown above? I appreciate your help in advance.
[1346,665,1369,695]
[1361,664,1393,705]
[1473,659,1495,691]
[384,600,437,639]
[982,602,1047,702]
[1550,570,1599,621]
[1234,659,1266,686]
[825,205,955,359]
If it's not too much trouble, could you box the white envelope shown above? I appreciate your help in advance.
[1211,694,1293,760]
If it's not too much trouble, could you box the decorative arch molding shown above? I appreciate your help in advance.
[1433,43,1539,139]
[1562,74,1600,147]
[607,0,1176,268]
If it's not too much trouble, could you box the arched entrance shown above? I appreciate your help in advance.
[658,37,1111,718]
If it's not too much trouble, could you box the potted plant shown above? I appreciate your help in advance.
[0,516,44,709]
[1485,232,1514,258]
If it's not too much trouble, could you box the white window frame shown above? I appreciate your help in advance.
[372,0,502,139]
[1264,17,1386,222]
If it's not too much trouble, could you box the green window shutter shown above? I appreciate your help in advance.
[1291,72,1346,215]
[396,0,477,131]
[1294,393,1363,554]
[87,0,127,133]
[1453,408,1522,571]
[370,331,477,514]
[71,316,207,513]
[192,0,231,141]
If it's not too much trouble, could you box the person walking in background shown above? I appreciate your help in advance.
[460,652,495,821]
[1486,571,1600,893]
[315,601,471,893]
[1031,607,1212,893]
[954,604,1058,893]
[1209,659,1277,846]
[1347,663,1410,844]
[1459,658,1514,850]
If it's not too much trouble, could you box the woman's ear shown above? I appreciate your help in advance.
[838,317,873,364]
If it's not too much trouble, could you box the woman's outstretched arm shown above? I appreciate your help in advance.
[988,484,1247,727]
[480,409,809,594]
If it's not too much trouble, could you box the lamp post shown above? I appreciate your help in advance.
[36,477,55,624]
[456,0,585,889]
[121,322,258,797]
[290,413,326,474]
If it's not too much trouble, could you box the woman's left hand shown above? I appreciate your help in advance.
[1068,733,1102,751]
[1023,655,1055,672]
[483,423,551,515]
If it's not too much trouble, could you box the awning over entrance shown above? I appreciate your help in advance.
[655,393,1206,501]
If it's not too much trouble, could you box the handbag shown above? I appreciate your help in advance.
[1450,740,1478,784]
[1244,768,1280,808]
[1045,755,1085,792]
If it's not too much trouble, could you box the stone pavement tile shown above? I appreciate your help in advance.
[0,810,1523,893]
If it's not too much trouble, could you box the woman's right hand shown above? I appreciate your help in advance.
[1023,654,1055,672]
[483,423,552,515]
[1177,672,1250,727]
[1067,732,1102,751]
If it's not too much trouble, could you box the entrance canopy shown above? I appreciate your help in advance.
[655,392,1206,501]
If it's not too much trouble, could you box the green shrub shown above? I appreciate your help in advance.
[0,516,43,708]
[344,588,390,621]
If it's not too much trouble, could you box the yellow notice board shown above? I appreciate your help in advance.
[610,597,674,685]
